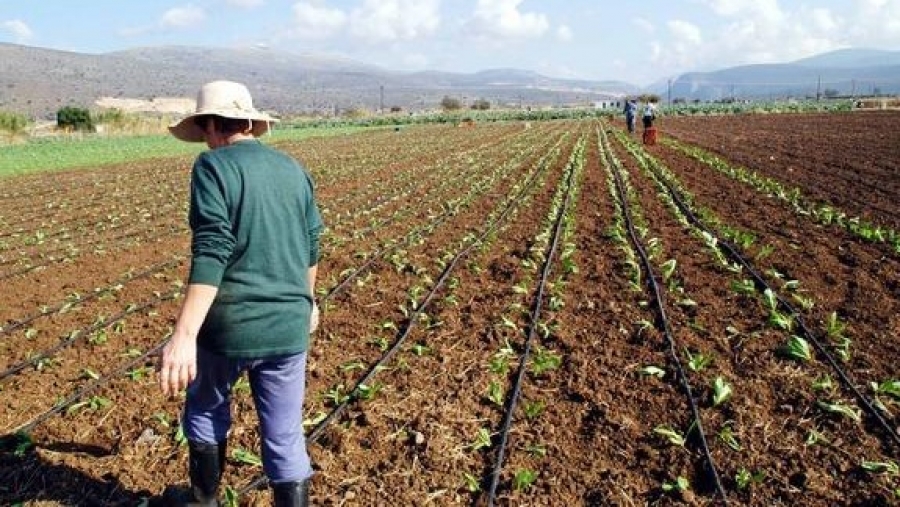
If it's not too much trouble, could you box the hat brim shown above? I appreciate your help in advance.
[169,110,279,143]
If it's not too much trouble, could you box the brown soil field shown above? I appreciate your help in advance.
[0,113,898,506]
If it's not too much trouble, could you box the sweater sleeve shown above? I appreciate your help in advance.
[303,170,325,267]
[188,155,236,286]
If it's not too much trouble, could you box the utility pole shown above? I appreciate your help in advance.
[816,75,821,101]
[379,85,384,113]
[667,78,672,104]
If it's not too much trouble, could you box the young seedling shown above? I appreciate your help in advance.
[354,382,383,401]
[486,381,505,407]
[639,365,666,379]
[512,469,537,491]
[522,400,545,420]
[462,472,481,492]
[871,380,900,399]
[222,486,239,507]
[471,428,492,451]
[860,460,899,475]
[735,468,765,489]
[817,401,861,422]
[779,335,812,362]
[685,349,713,372]
[231,448,262,467]
[730,279,756,295]
[711,377,733,407]
[653,426,686,447]
[530,347,561,376]
[717,424,741,451]
[661,476,689,494]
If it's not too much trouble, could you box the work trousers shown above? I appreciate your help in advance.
[183,347,312,483]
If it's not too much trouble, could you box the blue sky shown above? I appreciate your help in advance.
[2,0,899,86]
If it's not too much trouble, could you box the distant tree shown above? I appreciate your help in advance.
[470,98,491,110]
[0,111,29,134]
[823,88,840,98]
[56,106,93,132]
[390,105,403,113]
[440,96,462,111]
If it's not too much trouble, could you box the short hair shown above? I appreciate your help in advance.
[193,115,253,136]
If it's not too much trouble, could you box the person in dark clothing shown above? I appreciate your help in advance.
[623,98,637,133]
[160,80,324,507]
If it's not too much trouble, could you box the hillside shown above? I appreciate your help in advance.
[663,48,900,101]
[0,43,633,119]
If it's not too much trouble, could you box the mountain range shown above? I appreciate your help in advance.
[1,43,898,119]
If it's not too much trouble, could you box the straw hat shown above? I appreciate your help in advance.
[168,80,279,142]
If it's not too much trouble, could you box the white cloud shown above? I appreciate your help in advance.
[160,5,206,29]
[467,0,549,39]
[556,24,573,42]
[633,17,654,34]
[291,1,347,39]
[2,19,33,42]
[349,0,440,42]
[226,0,265,7]
[668,20,702,46]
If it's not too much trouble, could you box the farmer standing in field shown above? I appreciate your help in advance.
[158,80,324,506]
[642,99,657,130]
[623,98,637,134]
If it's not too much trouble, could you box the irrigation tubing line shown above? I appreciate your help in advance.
[632,140,900,451]
[0,290,181,382]
[484,137,582,507]
[600,127,728,502]
[0,257,184,339]
[237,129,563,496]
[13,339,170,434]
[0,226,186,281]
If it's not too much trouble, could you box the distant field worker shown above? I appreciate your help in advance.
[623,98,637,134]
[642,100,659,145]
[642,100,657,129]
[159,80,324,506]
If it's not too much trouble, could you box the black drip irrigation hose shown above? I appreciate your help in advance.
[0,290,181,382]
[632,140,900,451]
[599,127,728,502]
[484,137,583,507]
[0,257,184,339]
[14,339,169,434]
[236,130,563,496]
[0,225,187,281]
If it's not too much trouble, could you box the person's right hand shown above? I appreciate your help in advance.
[158,334,197,398]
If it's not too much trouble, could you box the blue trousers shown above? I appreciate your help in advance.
[183,347,312,483]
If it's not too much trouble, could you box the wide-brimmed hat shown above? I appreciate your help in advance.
[168,80,279,142]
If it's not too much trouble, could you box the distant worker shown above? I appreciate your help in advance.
[642,100,657,130]
[623,98,637,134]
[642,100,659,145]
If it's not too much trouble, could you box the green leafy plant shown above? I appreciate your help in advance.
[471,428,492,451]
[718,424,741,451]
[661,476,689,494]
[512,469,537,491]
[735,468,765,489]
[779,335,812,362]
[817,401,861,422]
[462,472,481,492]
[522,400,545,419]
[231,448,262,467]
[639,365,666,378]
[531,347,561,376]
[711,377,733,407]
[685,349,713,372]
[861,460,899,475]
[653,426,686,447]
[486,381,504,407]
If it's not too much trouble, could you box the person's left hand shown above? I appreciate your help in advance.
[158,334,197,397]
[310,302,320,334]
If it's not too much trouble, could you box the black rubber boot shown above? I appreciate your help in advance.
[272,479,310,507]
[187,440,226,506]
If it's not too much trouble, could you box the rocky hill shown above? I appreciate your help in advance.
[0,43,634,119]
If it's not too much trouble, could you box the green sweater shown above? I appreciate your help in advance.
[188,139,324,358]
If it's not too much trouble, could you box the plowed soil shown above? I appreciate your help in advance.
[1,113,898,506]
